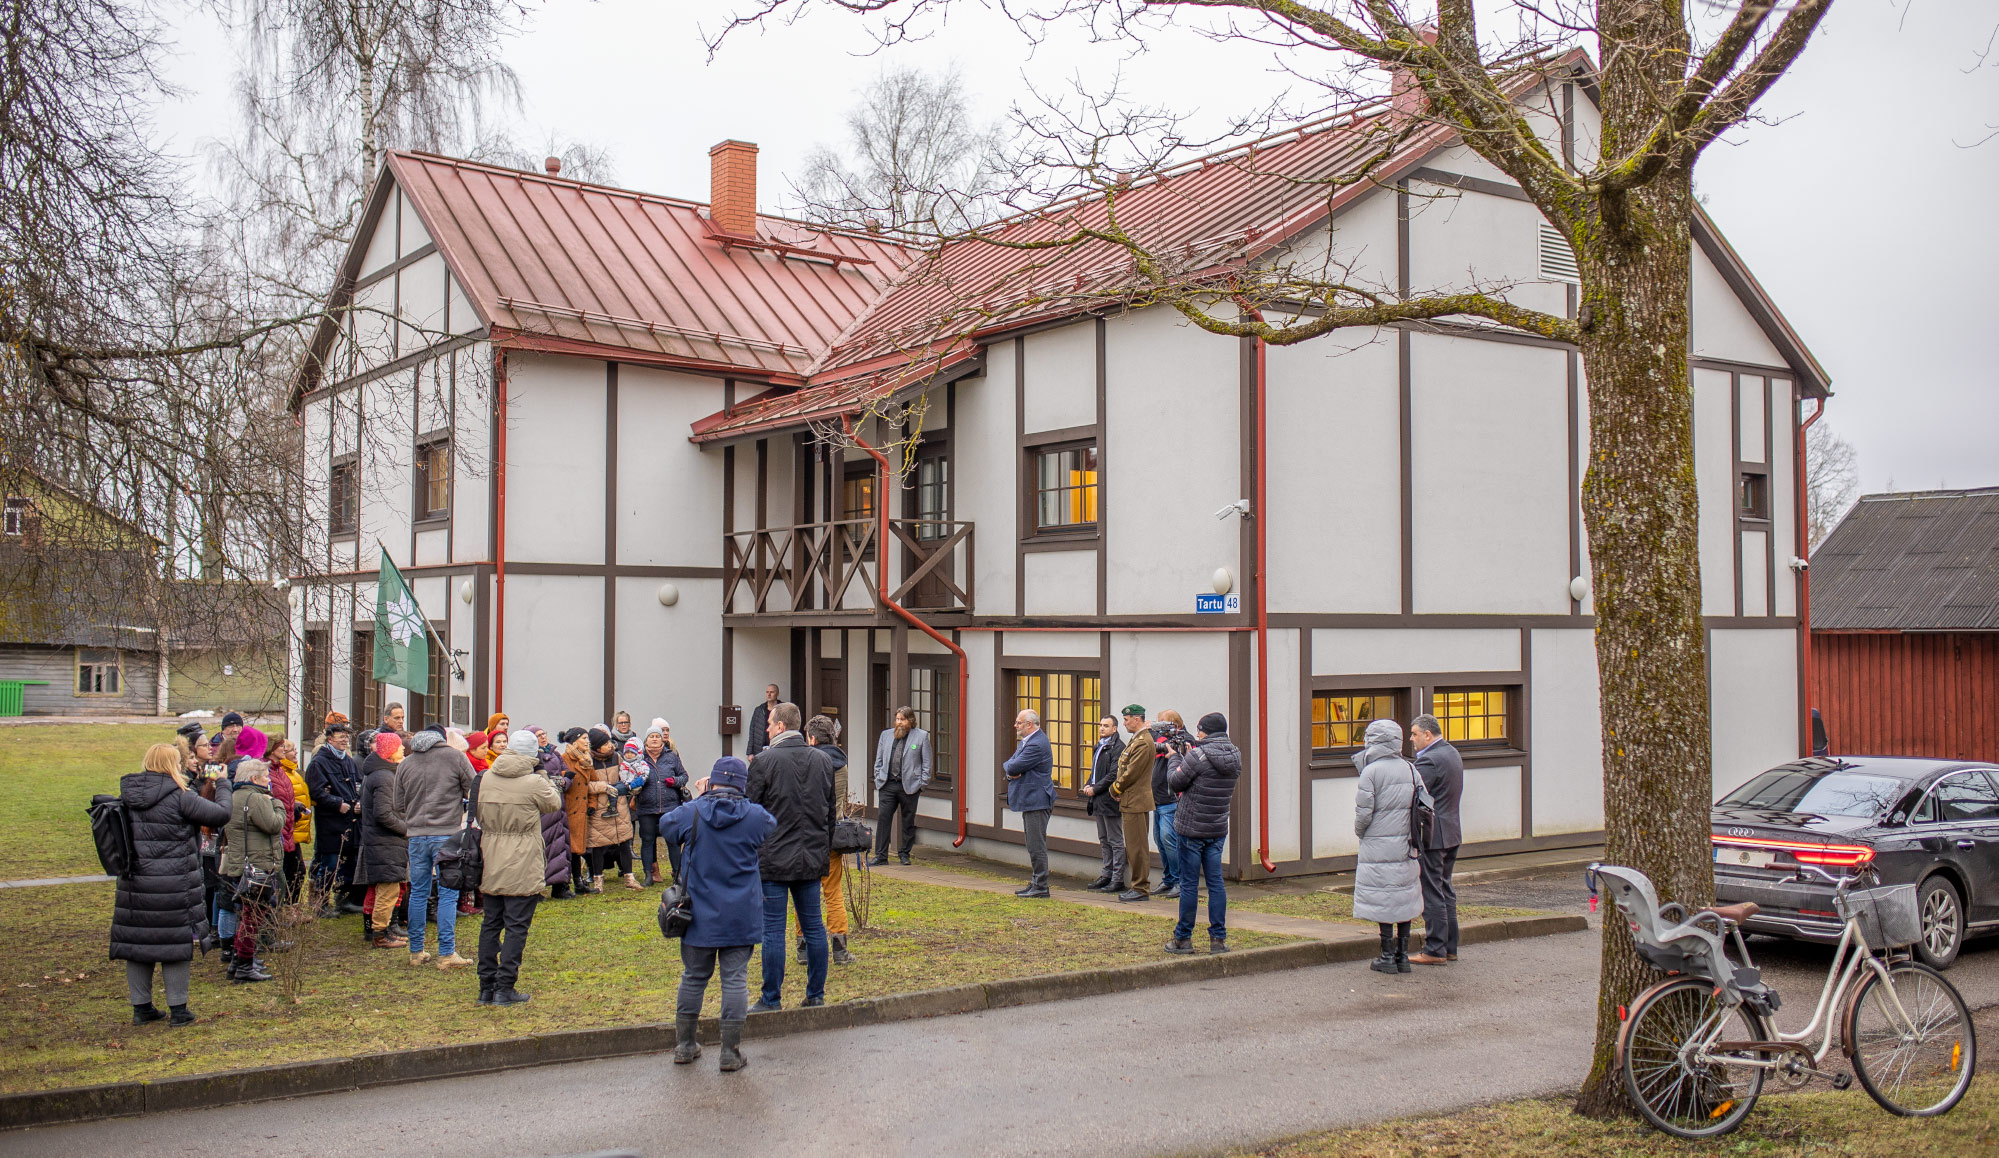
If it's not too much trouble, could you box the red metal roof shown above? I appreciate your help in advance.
[386,152,916,379]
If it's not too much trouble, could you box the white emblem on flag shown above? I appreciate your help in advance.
[383,593,425,646]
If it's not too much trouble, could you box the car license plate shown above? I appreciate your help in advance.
[1715,846,1777,869]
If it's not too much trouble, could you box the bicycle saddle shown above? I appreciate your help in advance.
[1699,902,1761,923]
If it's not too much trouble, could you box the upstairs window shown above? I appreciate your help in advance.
[329,458,359,536]
[1033,442,1099,533]
[415,438,450,521]
[1738,471,1770,521]
[2,496,27,536]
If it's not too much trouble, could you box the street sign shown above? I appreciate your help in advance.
[1195,593,1242,614]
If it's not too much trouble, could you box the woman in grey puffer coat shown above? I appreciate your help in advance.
[1352,718,1426,974]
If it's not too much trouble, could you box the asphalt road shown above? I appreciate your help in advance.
[12,871,1997,1158]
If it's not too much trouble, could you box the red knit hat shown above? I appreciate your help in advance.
[372,731,402,760]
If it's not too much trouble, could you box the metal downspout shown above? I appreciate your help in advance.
[1796,395,1825,755]
[1252,330,1275,873]
[845,416,970,847]
[494,351,508,709]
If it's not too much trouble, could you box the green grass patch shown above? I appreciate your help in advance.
[1238,1084,1999,1157]
[1231,890,1543,923]
[0,723,182,879]
[1,872,1295,1092]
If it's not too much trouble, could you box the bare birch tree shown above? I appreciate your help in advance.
[1805,420,1858,550]
[717,0,1836,1115]
[792,63,1004,233]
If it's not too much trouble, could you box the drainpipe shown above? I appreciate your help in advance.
[494,351,509,710]
[845,415,969,847]
[1236,304,1276,874]
[1796,394,1825,756]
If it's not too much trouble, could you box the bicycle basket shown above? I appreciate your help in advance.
[1836,883,1921,949]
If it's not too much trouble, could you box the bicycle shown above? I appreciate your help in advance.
[1590,861,1977,1139]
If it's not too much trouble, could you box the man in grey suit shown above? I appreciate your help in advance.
[1407,713,1465,965]
[868,707,932,865]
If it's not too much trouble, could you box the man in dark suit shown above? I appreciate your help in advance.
[1079,716,1126,891]
[868,707,933,865]
[1003,708,1055,898]
[1407,713,1465,965]
[745,684,780,757]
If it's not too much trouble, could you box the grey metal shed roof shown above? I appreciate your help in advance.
[1811,488,1999,631]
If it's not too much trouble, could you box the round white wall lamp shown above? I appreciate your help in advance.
[1212,568,1235,596]
[657,583,680,607]
[459,579,476,605]
[1568,575,1589,603]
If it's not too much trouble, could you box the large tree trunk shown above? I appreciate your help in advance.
[1570,159,1718,1115]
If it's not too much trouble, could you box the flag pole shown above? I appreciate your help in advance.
[375,541,464,681]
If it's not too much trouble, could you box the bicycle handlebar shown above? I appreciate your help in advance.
[1791,862,1875,891]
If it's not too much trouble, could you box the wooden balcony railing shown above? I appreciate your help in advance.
[723,517,974,615]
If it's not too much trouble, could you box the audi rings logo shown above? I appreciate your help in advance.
[1725,827,1755,837]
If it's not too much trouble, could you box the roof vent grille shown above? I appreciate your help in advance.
[1539,222,1580,283]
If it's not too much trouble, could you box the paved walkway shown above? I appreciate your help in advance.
[7,929,1602,1157]
[0,874,109,890]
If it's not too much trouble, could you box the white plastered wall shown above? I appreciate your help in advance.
[1410,333,1570,613]
[1709,629,1799,799]
[1104,306,1241,615]
[501,574,603,727]
[504,354,606,565]
[616,366,725,569]
[452,345,493,564]
[952,366,1017,617]
[961,632,998,828]
[1529,627,1605,835]
[615,576,722,751]
[1022,551,1095,616]
[1769,378,1798,617]
[1312,628,1520,675]
[1020,321,1097,433]
[1264,332,1399,614]
[1408,152,1568,320]
[1694,367,1737,617]
[731,626,791,708]
[1693,246,1786,367]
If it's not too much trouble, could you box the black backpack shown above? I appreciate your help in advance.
[87,795,138,878]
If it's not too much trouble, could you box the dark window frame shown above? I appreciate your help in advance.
[907,657,957,789]
[413,433,451,524]
[2,495,26,536]
[1737,469,1771,522]
[1023,437,1101,541]
[75,647,123,696]
[1309,689,1404,758]
[1430,685,1519,751]
[329,454,361,538]
[1007,664,1104,802]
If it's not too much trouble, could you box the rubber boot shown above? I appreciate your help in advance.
[719,1019,747,1072]
[1368,925,1399,974]
[673,1015,703,1064]
[831,934,856,966]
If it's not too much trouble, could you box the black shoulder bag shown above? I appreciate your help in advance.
[1406,763,1437,858]
[438,806,483,893]
[657,809,700,939]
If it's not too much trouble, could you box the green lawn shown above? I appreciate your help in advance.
[1232,889,1544,923]
[1,872,1295,1092]
[0,723,184,879]
[1239,1084,1998,1157]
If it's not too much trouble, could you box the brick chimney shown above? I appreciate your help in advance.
[1389,25,1440,117]
[709,140,759,237]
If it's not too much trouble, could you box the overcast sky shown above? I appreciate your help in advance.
[155,0,1997,497]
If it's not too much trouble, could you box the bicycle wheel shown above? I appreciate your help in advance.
[1843,960,1977,1116]
[1620,977,1768,1139]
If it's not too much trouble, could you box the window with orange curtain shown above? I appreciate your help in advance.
[1033,443,1098,532]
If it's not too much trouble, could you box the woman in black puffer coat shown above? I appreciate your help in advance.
[537,738,575,898]
[355,732,409,946]
[112,743,231,1026]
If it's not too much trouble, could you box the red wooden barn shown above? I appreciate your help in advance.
[1808,487,1999,761]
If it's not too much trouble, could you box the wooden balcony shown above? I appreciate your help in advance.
[723,517,973,616]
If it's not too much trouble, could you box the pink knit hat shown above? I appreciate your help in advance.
[372,731,402,760]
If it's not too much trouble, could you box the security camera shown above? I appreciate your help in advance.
[1788,556,1809,573]
[1213,498,1252,521]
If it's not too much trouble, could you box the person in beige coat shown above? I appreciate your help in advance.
[475,733,564,1006]
[1109,705,1157,901]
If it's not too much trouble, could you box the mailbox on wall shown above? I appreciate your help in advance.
[718,705,742,735]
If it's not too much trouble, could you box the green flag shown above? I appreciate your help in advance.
[373,549,428,690]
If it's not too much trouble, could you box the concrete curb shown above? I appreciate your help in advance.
[0,913,1584,1131]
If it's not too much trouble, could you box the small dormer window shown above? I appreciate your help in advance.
[2,496,26,536]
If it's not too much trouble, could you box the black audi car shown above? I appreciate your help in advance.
[1711,756,1999,968]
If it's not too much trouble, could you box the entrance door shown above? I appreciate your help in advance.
[816,658,847,741]
[906,443,954,609]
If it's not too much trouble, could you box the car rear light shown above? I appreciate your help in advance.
[1710,834,1875,867]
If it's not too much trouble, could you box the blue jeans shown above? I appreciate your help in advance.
[1154,802,1181,890]
[761,878,827,1005]
[1174,835,1228,941]
[406,833,460,957]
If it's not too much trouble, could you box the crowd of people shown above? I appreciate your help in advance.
[105,686,1465,1061]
